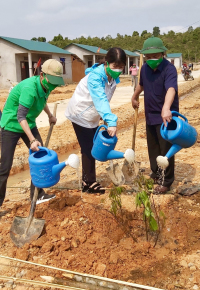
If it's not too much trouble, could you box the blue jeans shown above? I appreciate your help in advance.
[0,127,45,206]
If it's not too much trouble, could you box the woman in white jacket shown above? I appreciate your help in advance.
[65,47,126,194]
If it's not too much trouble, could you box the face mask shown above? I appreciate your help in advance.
[42,74,58,92]
[146,58,163,70]
[106,62,123,79]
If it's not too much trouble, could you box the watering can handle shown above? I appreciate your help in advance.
[162,122,169,139]
[171,111,188,123]
[93,125,108,143]
[29,146,52,156]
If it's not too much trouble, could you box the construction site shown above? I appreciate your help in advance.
[0,66,200,290]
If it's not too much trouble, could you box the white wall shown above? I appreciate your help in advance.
[0,39,27,88]
[166,56,182,68]
[65,44,93,60]
[52,54,72,83]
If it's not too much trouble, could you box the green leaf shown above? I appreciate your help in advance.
[149,217,158,231]
[145,208,151,217]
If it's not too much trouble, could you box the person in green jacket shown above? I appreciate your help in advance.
[0,59,65,208]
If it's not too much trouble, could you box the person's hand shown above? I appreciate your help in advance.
[49,115,57,125]
[161,107,172,127]
[30,140,41,151]
[132,99,139,109]
[107,127,117,137]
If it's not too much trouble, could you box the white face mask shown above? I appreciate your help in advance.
[111,68,123,72]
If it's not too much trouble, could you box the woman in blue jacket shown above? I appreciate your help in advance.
[65,47,126,194]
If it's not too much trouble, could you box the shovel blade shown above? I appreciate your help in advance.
[106,163,125,186]
[10,216,45,248]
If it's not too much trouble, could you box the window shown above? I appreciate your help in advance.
[60,58,66,74]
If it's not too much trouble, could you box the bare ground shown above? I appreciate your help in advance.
[0,77,200,289]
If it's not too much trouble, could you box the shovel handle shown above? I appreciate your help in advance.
[45,103,58,147]
[132,54,143,151]
[24,187,39,235]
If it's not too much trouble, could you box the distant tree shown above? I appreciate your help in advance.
[132,31,139,37]
[141,30,147,37]
[37,37,46,42]
[31,37,38,41]
[117,33,123,38]
[153,26,160,37]
[188,26,194,33]
[52,34,64,42]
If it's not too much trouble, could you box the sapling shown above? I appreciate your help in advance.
[109,186,125,216]
[134,171,165,244]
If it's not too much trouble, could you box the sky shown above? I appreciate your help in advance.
[0,0,200,42]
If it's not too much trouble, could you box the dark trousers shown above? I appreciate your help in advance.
[146,124,174,187]
[72,122,98,184]
[0,127,45,206]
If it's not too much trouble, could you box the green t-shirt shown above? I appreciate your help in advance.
[1,76,50,133]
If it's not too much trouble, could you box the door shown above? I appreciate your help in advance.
[21,62,29,80]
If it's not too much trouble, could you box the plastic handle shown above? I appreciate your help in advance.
[29,146,51,156]
[163,122,169,139]
[171,111,188,123]
[93,125,108,143]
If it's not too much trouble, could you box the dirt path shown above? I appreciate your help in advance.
[0,77,200,290]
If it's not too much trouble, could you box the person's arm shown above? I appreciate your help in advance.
[162,64,178,126]
[87,73,118,136]
[20,119,41,151]
[43,104,57,125]
[17,104,41,151]
[131,84,143,109]
[161,88,176,127]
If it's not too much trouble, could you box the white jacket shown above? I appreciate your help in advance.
[65,64,119,128]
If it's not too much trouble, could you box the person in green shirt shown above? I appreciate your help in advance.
[0,59,65,208]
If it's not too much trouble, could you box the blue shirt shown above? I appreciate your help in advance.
[140,58,179,125]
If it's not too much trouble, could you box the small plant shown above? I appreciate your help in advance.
[109,186,125,216]
[136,190,158,232]
[134,171,165,244]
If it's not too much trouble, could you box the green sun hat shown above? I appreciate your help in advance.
[141,36,167,54]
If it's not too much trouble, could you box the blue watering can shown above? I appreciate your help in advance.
[29,147,79,188]
[160,111,198,159]
[91,125,135,162]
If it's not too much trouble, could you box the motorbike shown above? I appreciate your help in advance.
[181,68,194,81]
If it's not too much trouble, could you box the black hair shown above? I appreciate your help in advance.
[105,47,126,66]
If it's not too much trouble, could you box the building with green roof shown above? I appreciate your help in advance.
[64,43,107,69]
[0,36,85,88]
[166,53,182,68]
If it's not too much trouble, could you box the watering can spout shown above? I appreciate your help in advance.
[165,144,182,159]
[52,154,80,179]
[107,150,125,160]
[52,162,66,180]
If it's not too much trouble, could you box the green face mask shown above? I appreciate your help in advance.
[42,74,58,92]
[106,62,123,79]
[146,58,163,70]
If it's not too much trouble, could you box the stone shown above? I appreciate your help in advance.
[94,263,107,276]
[31,236,48,247]
[15,249,29,261]
[193,285,199,290]
[180,260,188,267]
[71,239,78,248]
[41,241,54,253]
[190,266,197,271]
[188,262,194,267]
[109,252,119,264]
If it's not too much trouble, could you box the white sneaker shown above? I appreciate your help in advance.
[36,193,56,205]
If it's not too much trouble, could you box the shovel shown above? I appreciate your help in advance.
[10,103,58,248]
[107,54,144,186]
